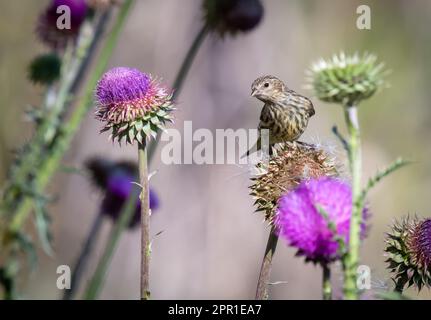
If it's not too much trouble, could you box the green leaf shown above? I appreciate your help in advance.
[360,158,410,202]
[33,200,54,256]
[15,232,38,270]
[331,125,349,153]
[315,204,347,257]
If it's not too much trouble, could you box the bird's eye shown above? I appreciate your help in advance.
[264,82,269,88]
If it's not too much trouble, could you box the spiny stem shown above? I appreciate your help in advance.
[343,105,362,300]
[147,24,209,164]
[63,210,104,300]
[138,141,150,300]
[8,0,135,233]
[255,225,279,300]
[322,263,332,300]
[84,192,138,300]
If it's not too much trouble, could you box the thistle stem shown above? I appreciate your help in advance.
[322,263,332,300]
[343,105,362,300]
[255,225,279,300]
[63,210,104,300]
[84,192,138,300]
[8,0,135,234]
[138,141,150,300]
[147,24,209,164]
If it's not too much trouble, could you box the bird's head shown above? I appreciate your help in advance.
[251,75,285,102]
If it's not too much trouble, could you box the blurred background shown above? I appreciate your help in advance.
[1,0,431,299]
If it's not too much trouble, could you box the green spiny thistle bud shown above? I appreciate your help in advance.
[28,53,61,85]
[306,52,388,106]
[385,217,431,292]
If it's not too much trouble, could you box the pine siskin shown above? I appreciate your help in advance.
[246,75,315,156]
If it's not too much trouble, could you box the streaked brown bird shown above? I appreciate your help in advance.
[245,75,315,156]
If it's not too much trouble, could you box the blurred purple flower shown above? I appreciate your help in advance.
[86,157,159,229]
[275,177,367,264]
[204,0,264,36]
[102,174,159,229]
[36,0,88,49]
[95,67,173,144]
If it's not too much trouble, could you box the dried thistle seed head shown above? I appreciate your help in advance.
[203,0,264,36]
[28,53,61,85]
[94,67,174,145]
[36,0,88,50]
[306,52,388,106]
[249,142,338,224]
[385,217,431,292]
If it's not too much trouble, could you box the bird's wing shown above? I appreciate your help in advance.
[280,90,315,117]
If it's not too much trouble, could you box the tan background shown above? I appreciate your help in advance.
[1,0,430,299]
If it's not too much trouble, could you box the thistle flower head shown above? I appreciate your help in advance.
[36,0,88,49]
[28,53,61,85]
[86,157,160,229]
[249,142,338,224]
[203,0,264,36]
[306,52,388,106]
[95,67,174,144]
[275,177,368,264]
[385,217,431,291]
[85,157,136,189]
[102,174,159,228]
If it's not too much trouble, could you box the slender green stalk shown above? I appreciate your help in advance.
[147,24,209,163]
[138,141,150,300]
[9,0,135,233]
[322,263,332,300]
[84,193,138,300]
[343,105,362,300]
[255,225,279,300]
[7,13,97,198]
[63,210,104,300]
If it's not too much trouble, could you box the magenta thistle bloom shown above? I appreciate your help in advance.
[36,0,88,49]
[385,217,431,291]
[95,67,174,144]
[275,177,367,264]
[102,174,159,229]
[85,157,160,229]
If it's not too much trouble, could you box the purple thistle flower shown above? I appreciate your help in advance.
[102,174,159,229]
[85,157,160,229]
[411,219,431,269]
[96,67,151,111]
[275,177,367,264]
[95,67,174,144]
[36,0,88,49]
[386,217,431,291]
[204,0,264,36]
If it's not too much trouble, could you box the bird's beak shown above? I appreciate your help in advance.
[251,89,257,97]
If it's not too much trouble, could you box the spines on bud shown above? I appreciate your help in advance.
[306,52,388,106]
[385,217,431,292]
